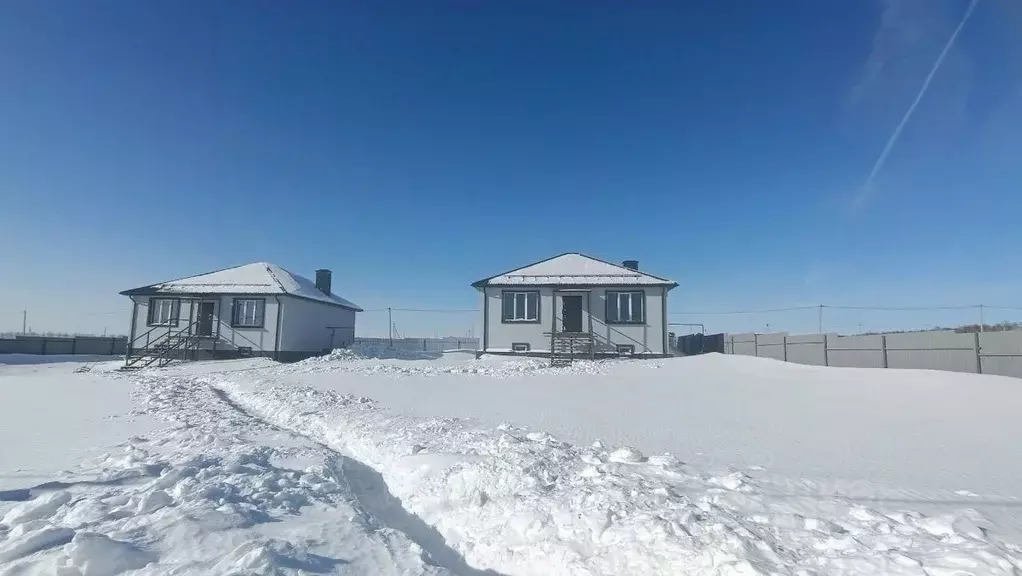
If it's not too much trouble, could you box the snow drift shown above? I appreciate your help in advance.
[2,353,1022,575]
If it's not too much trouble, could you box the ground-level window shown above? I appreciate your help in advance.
[512,342,531,352]
[232,298,265,328]
[616,344,635,355]
[147,298,180,326]
[606,291,645,324]
[502,291,539,322]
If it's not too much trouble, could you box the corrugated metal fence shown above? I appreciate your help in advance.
[0,336,127,356]
[725,330,1022,378]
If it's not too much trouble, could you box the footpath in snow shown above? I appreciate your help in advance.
[1,350,1022,574]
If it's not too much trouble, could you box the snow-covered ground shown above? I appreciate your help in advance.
[0,358,155,492]
[2,351,1021,574]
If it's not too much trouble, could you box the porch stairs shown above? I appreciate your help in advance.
[550,332,594,367]
[121,321,202,371]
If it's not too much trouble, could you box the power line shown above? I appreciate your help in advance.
[671,306,818,315]
[826,305,979,311]
[361,308,479,313]
[393,308,479,313]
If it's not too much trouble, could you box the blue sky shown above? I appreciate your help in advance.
[1,0,1020,337]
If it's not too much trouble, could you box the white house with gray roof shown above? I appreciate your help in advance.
[120,262,361,367]
[472,253,677,362]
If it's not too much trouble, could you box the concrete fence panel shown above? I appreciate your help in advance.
[725,329,1022,379]
[74,338,126,355]
[885,331,977,374]
[784,333,827,366]
[42,339,75,355]
[0,337,126,357]
[978,331,1022,378]
[755,333,787,361]
[827,334,885,369]
[730,333,757,356]
[0,339,40,354]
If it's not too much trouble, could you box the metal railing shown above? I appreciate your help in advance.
[124,319,201,369]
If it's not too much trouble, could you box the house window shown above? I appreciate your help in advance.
[616,344,635,355]
[232,298,265,328]
[147,298,180,326]
[606,291,645,324]
[512,342,531,352]
[502,291,539,323]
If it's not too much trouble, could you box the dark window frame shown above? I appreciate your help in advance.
[605,290,646,324]
[501,290,541,324]
[511,342,531,352]
[231,297,267,329]
[616,344,636,355]
[146,297,181,327]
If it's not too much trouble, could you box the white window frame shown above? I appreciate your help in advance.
[606,291,645,324]
[232,298,265,328]
[147,298,180,327]
[501,291,540,323]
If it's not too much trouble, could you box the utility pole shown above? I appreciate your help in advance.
[22,310,27,335]
[388,307,393,346]
[817,304,824,334]
[979,304,985,333]
[766,323,771,333]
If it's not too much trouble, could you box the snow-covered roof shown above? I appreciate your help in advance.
[121,262,362,311]
[472,253,677,288]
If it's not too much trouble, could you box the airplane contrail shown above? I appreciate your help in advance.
[858,0,980,197]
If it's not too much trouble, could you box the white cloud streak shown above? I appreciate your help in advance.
[855,0,981,205]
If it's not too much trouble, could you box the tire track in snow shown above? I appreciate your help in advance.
[155,377,507,576]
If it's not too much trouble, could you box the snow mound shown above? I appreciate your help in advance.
[285,347,616,378]
[607,446,646,463]
[309,343,444,362]
[64,532,156,575]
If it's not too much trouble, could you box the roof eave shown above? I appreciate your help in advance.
[281,293,364,312]
[120,286,159,296]
[123,286,364,311]
[477,281,678,288]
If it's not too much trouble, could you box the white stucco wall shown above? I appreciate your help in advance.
[482,286,669,355]
[588,286,667,355]
[278,296,357,353]
[483,287,556,352]
[127,294,280,354]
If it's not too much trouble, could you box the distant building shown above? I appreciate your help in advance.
[120,262,361,368]
[471,253,677,363]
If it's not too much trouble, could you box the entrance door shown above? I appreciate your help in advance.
[562,295,583,333]
[196,301,216,337]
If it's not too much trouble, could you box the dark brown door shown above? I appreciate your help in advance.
[196,302,215,336]
[562,295,583,333]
